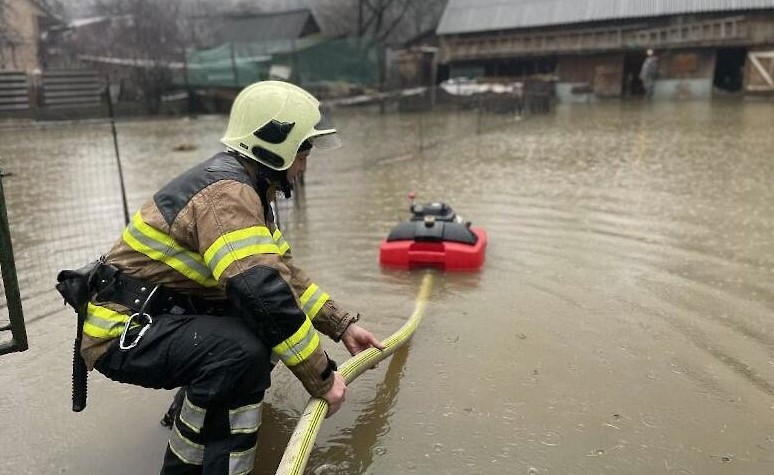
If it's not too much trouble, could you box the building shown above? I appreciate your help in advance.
[437,0,774,101]
[0,0,59,72]
[212,8,322,46]
[185,8,378,94]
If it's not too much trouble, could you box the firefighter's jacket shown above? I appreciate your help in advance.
[82,152,356,397]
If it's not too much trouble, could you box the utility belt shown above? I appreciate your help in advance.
[92,263,232,350]
[56,261,232,412]
[93,263,231,317]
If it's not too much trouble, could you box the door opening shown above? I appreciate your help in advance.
[714,48,747,93]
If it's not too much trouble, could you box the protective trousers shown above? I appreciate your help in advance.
[95,313,272,475]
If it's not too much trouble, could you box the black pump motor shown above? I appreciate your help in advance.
[387,202,477,245]
[409,202,458,222]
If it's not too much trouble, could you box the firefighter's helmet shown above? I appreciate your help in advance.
[221,81,339,170]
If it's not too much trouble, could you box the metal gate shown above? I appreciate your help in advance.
[0,170,28,356]
[746,50,774,93]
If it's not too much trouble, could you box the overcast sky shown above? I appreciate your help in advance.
[64,0,314,18]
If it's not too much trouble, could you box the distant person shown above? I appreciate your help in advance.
[640,49,659,100]
[57,81,384,474]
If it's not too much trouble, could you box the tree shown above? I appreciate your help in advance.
[87,0,187,112]
[35,0,66,19]
[314,0,447,45]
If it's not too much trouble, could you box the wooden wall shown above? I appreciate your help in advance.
[0,0,43,72]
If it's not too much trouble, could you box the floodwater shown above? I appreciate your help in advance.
[1,100,773,474]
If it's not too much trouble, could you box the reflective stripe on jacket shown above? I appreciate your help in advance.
[83,152,350,396]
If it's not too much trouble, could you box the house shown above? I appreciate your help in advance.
[437,0,774,100]
[213,8,322,45]
[0,0,60,72]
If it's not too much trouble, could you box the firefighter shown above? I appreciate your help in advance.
[81,81,384,474]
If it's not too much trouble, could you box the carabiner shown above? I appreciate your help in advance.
[119,284,160,351]
[119,312,153,350]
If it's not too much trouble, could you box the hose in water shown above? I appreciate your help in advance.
[275,272,434,475]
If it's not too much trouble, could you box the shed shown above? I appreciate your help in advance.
[437,0,774,99]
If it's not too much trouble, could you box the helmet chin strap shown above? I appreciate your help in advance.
[227,149,293,199]
[255,161,293,199]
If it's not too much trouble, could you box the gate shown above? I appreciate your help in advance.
[0,170,28,356]
[746,50,774,93]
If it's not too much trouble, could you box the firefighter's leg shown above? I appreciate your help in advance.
[162,388,264,475]
[95,314,271,475]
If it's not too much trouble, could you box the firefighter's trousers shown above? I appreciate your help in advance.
[95,313,272,475]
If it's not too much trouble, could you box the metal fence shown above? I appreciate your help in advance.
[0,81,553,356]
[334,82,554,160]
[0,118,127,355]
[0,169,27,355]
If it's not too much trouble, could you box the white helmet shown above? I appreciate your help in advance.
[221,81,339,170]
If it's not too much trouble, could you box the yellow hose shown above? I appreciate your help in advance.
[275,272,434,475]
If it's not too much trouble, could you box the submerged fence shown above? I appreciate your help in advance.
[333,82,554,162]
[0,119,128,355]
[0,84,553,356]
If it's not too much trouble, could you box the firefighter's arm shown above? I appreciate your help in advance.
[273,237,358,341]
[275,230,384,355]
[192,181,335,397]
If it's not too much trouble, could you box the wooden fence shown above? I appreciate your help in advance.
[41,69,102,109]
[0,71,30,112]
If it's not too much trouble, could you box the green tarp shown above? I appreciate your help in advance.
[180,36,379,88]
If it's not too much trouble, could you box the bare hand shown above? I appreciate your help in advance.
[341,323,386,356]
[323,372,347,417]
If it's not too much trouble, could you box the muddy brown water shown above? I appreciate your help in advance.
[1,101,773,474]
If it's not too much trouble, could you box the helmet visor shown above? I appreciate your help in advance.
[315,105,336,131]
[309,133,341,151]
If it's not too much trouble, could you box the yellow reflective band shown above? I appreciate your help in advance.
[299,283,330,320]
[169,424,204,466]
[229,402,262,434]
[83,303,129,339]
[123,212,218,288]
[272,229,290,256]
[272,318,320,367]
[179,394,206,434]
[203,226,279,280]
[229,445,257,475]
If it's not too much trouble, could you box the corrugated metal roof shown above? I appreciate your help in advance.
[217,8,319,43]
[437,0,774,35]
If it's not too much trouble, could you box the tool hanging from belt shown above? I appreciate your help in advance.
[57,261,232,412]
[56,260,100,412]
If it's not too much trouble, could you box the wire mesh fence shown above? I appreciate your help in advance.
[0,81,553,354]
[0,119,127,346]
[337,83,553,161]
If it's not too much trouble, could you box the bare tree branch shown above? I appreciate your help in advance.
[316,0,447,46]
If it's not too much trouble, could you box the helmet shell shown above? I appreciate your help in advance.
[221,81,336,170]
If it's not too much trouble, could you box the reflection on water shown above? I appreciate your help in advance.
[1,101,774,474]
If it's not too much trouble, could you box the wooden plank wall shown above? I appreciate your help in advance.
[42,69,102,109]
[440,15,760,63]
[746,49,774,93]
[0,72,30,112]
